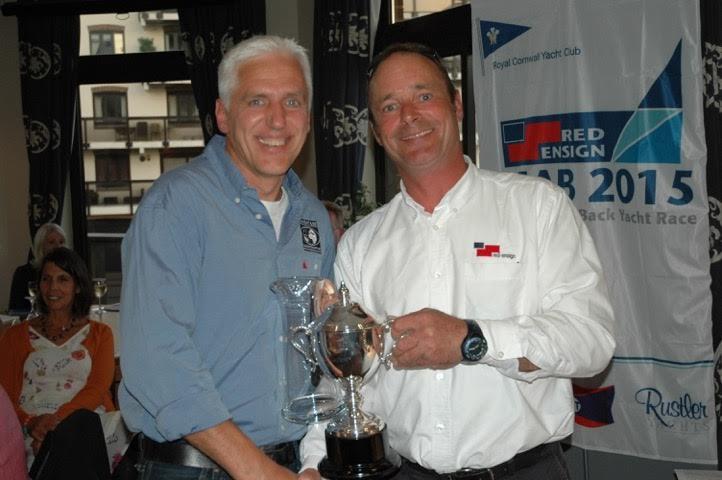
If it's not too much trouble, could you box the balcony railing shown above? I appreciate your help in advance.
[81,116,204,149]
[138,10,179,26]
[85,180,155,217]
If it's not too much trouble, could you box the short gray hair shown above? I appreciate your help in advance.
[217,35,312,110]
[32,222,66,268]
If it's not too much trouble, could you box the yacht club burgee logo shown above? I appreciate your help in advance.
[500,41,682,168]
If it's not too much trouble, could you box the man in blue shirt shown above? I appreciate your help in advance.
[119,35,335,479]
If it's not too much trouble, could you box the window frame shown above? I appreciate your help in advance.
[160,147,203,173]
[164,25,182,51]
[94,149,131,187]
[166,86,199,124]
[91,87,128,128]
[88,24,125,55]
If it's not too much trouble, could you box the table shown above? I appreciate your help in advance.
[675,470,722,480]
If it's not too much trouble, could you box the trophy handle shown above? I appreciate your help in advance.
[290,324,318,369]
[378,316,396,369]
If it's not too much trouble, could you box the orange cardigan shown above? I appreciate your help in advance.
[0,320,116,426]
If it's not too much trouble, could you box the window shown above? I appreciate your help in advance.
[94,150,130,187]
[167,88,198,123]
[89,26,124,55]
[392,0,468,22]
[77,8,190,302]
[164,26,182,51]
[161,147,203,173]
[92,89,127,126]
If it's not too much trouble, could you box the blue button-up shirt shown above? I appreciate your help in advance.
[118,135,335,445]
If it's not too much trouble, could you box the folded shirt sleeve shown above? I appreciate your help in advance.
[120,204,230,440]
[479,188,616,381]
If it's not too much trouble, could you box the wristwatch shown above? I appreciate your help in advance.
[461,320,487,362]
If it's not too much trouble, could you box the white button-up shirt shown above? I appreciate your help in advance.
[301,161,615,473]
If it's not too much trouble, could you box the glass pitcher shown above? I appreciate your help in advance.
[271,276,344,424]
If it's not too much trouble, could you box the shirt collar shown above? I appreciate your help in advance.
[208,134,304,202]
[399,156,477,218]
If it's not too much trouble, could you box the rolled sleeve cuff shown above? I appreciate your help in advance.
[301,455,325,473]
[483,356,544,383]
[300,422,329,471]
[155,390,231,440]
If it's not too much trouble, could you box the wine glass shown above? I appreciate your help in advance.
[93,278,108,314]
[26,281,39,319]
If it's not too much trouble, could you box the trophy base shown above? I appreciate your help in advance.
[318,427,399,480]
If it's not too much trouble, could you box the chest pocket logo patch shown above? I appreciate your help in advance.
[301,219,321,253]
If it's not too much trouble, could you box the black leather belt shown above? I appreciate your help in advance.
[139,435,298,470]
[403,442,557,480]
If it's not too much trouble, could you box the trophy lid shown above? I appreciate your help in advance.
[324,282,373,332]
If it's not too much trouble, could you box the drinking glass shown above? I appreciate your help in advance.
[93,278,108,313]
[26,281,39,319]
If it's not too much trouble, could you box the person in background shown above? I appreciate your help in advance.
[0,384,26,480]
[118,35,335,480]
[0,247,115,479]
[8,223,66,314]
[300,42,616,480]
[322,200,345,245]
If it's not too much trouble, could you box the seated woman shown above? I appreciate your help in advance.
[8,223,66,315]
[0,247,115,479]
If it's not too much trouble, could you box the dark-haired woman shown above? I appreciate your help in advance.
[0,247,115,479]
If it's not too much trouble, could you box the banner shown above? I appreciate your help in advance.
[471,0,716,463]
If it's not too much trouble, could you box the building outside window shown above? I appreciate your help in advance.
[164,25,182,51]
[161,147,203,173]
[80,11,204,301]
[92,89,128,126]
[393,0,468,21]
[167,87,198,123]
[89,26,125,54]
[94,150,130,188]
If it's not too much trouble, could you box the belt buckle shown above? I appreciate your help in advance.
[453,468,494,480]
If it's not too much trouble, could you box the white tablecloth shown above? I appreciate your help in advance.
[675,470,722,480]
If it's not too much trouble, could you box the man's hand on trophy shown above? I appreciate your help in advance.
[298,468,323,480]
[390,308,466,369]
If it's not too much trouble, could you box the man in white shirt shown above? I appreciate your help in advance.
[299,43,616,480]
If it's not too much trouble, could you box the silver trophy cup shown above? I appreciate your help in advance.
[292,282,399,479]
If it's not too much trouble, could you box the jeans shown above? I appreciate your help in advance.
[132,440,301,480]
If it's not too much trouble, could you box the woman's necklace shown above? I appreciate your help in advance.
[37,315,83,342]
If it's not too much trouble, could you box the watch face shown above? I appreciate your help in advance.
[461,320,487,361]
[465,337,485,360]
